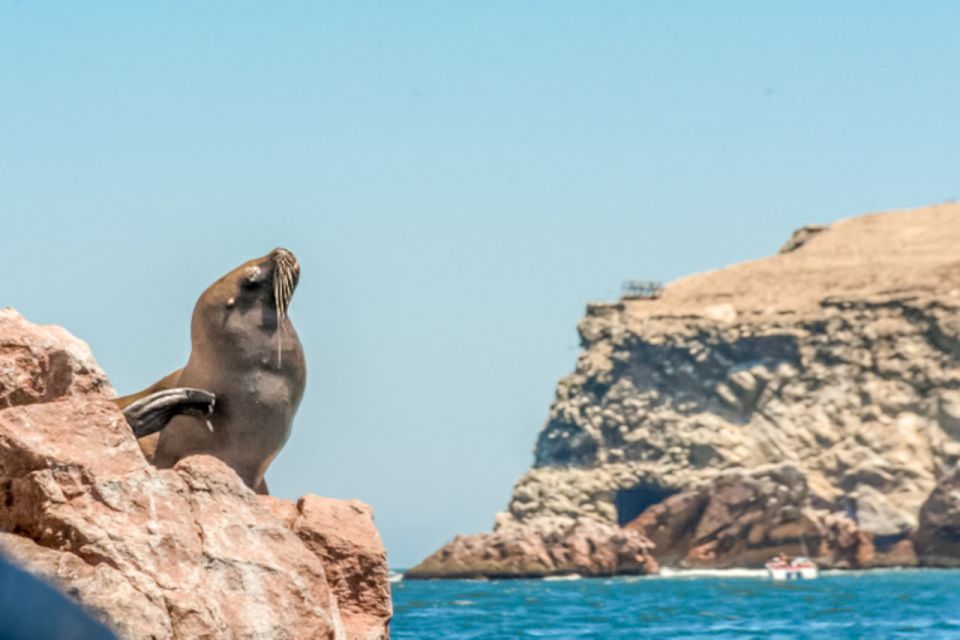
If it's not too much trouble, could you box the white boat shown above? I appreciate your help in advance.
[765,556,818,581]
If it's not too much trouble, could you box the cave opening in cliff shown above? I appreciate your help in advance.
[615,483,677,526]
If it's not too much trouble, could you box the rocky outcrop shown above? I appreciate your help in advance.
[406,517,657,579]
[417,203,960,573]
[508,205,959,543]
[0,309,391,639]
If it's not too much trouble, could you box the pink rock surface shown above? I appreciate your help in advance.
[0,308,114,409]
[0,311,393,639]
[277,496,392,640]
[0,400,345,639]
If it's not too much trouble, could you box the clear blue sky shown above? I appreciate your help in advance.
[2,3,959,566]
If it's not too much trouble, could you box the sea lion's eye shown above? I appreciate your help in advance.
[243,267,263,288]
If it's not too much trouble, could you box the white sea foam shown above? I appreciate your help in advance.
[655,567,768,579]
[543,573,582,581]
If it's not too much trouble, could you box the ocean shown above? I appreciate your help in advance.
[391,569,960,639]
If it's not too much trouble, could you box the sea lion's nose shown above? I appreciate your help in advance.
[270,247,299,272]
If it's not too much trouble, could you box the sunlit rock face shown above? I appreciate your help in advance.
[0,309,391,639]
[0,308,115,408]
[418,203,960,573]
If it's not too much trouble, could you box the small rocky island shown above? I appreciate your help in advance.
[410,202,960,578]
[0,309,391,639]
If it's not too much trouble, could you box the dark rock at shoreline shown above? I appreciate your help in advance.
[915,467,960,567]
[626,464,918,569]
[626,465,818,568]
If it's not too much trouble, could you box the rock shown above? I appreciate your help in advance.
[627,465,823,568]
[406,517,658,579]
[704,304,737,324]
[818,512,876,569]
[270,496,392,640]
[0,400,345,639]
[871,539,918,568]
[850,485,916,538]
[626,466,917,569]
[0,312,392,639]
[779,225,827,254]
[0,308,114,409]
[916,467,960,567]
[624,489,707,566]
[938,391,960,438]
[294,498,391,640]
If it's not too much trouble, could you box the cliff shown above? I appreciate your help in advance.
[411,202,960,576]
[0,308,392,639]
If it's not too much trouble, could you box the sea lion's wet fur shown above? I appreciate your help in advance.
[118,249,305,494]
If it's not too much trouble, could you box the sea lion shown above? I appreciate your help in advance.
[114,248,305,495]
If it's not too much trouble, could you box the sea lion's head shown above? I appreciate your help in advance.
[191,248,301,349]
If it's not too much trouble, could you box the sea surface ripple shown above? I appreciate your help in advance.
[391,569,960,639]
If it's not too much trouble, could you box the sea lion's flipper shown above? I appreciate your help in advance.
[113,369,184,410]
[122,388,216,439]
[254,478,269,496]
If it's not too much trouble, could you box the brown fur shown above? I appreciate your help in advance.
[116,249,305,494]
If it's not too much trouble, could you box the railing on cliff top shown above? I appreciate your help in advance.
[621,280,663,300]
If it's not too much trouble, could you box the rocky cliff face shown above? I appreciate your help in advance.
[413,203,960,575]
[0,308,391,639]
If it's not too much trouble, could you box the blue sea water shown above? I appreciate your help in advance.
[391,570,960,639]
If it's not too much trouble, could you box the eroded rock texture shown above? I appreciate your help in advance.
[0,309,391,639]
[418,203,960,573]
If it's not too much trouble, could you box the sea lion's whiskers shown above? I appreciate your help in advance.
[274,257,296,368]
[274,265,283,366]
